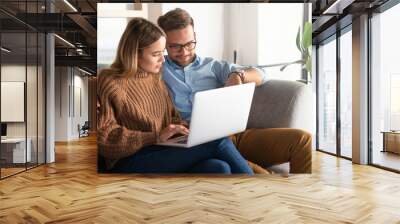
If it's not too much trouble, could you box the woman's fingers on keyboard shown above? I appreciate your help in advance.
[175,125,189,134]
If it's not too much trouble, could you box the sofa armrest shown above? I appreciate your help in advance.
[247,80,314,133]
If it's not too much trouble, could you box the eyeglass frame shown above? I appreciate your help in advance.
[167,40,197,52]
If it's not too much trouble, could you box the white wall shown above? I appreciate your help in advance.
[1,65,26,81]
[72,74,89,138]
[55,67,70,141]
[235,4,259,65]
[258,4,304,80]
[258,4,303,66]
[148,3,162,27]
[1,82,25,123]
[222,4,236,63]
[54,67,89,141]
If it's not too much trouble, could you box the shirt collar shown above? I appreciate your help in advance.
[165,55,201,69]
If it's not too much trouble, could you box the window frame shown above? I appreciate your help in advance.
[315,23,352,161]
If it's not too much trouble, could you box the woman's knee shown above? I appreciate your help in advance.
[191,159,231,174]
[209,159,231,173]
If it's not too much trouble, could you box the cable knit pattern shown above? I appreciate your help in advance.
[97,70,181,170]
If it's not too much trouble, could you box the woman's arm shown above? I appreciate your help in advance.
[97,74,158,161]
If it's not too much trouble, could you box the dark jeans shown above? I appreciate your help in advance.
[111,138,253,174]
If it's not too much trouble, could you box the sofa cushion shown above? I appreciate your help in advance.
[247,80,314,133]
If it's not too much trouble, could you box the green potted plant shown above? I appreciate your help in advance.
[280,21,312,83]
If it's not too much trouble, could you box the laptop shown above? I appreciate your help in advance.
[156,82,255,148]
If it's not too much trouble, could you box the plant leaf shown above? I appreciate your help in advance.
[296,26,302,52]
[302,22,312,49]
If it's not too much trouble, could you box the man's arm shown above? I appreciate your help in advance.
[225,68,263,87]
[212,59,266,87]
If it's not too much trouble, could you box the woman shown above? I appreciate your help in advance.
[98,17,253,174]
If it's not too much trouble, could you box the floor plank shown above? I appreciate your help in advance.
[1,135,400,223]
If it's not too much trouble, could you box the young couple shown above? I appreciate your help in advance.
[97,8,312,174]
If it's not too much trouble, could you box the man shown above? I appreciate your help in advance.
[157,8,312,173]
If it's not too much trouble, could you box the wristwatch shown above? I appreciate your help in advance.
[231,69,245,83]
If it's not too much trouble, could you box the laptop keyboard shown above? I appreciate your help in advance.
[169,135,188,144]
[177,139,188,144]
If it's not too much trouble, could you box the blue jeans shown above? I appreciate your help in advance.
[111,138,253,174]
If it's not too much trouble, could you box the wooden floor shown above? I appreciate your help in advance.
[1,135,400,223]
[1,163,45,178]
[1,167,26,178]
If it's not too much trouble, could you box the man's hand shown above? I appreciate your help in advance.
[224,73,242,87]
[158,124,189,143]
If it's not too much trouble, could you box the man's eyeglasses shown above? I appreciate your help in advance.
[168,41,196,52]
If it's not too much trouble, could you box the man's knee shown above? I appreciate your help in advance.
[291,129,312,150]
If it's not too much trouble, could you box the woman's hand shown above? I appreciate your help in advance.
[178,120,189,128]
[158,124,189,143]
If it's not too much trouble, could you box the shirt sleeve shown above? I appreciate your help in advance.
[211,59,268,84]
[97,73,157,162]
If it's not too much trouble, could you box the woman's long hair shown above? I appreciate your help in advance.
[103,17,165,77]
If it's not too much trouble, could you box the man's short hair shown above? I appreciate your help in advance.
[157,8,194,32]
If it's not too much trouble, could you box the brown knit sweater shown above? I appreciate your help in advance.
[97,70,181,169]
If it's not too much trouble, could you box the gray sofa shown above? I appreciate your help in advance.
[247,79,314,133]
[246,79,314,173]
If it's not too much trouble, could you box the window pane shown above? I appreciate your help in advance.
[1,24,28,177]
[340,29,352,158]
[371,3,400,171]
[318,37,337,154]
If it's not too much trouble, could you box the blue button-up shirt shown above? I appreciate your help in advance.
[162,55,267,121]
